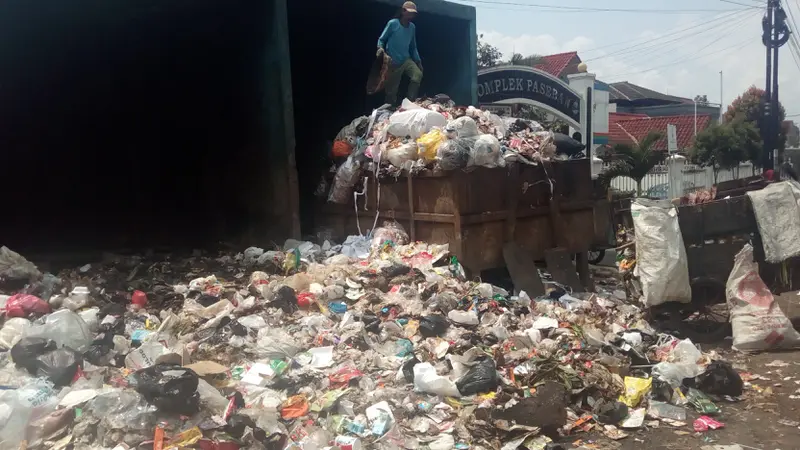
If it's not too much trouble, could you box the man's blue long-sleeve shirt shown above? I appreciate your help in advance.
[377,19,421,65]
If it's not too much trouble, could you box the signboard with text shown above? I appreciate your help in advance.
[477,66,582,125]
[667,124,677,153]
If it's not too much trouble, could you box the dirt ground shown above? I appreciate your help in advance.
[564,291,800,450]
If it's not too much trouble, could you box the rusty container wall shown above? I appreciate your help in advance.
[316,159,595,272]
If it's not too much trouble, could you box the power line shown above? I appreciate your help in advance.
[457,0,755,13]
[578,9,748,54]
[584,9,759,63]
[602,34,757,80]
[781,0,800,73]
[719,0,764,6]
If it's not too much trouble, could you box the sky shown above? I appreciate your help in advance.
[449,0,800,118]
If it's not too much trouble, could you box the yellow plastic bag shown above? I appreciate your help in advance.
[417,128,447,161]
[619,376,652,408]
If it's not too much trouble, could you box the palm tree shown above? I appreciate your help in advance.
[598,131,666,196]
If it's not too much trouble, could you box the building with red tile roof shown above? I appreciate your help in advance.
[609,112,711,151]
[534,51,581,79]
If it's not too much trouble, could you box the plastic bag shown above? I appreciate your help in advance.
[11,337,57,374]
[618,376,652,408]
[469,134,505,168]
[36,348,83,387]
[631,199,691,307]
[417,128,447,161]
[3,294,51,318]
[386,142,419,168]
[553,132,586,155]
[0,318,30,350]
[0,246,41,281]
[328,155,362,204]
[132,363,200,415]
[437,137,474,171]
[371,221,409,247]
[445,116,479,139]
[0,379,58,446]
[455,356,499,395]
[419,315,449,338]
[413,362,460,397]
[25,309,93,352]
[695,361,743,396]
[726,244,800,351]
[386,108,447,139]
[652,339,705,387]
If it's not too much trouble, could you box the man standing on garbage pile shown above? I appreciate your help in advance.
[377,1,423,106]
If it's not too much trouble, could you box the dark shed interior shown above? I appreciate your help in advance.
[0,0,475,256]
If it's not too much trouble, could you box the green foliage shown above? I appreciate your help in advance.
[691,120,757,181]
[508,53,543,66]
[598,131,666,196]
[477,34,503,69]
[724,85,786,151]
[694,94,709,106]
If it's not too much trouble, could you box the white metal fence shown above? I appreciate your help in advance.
[605,162,756,198]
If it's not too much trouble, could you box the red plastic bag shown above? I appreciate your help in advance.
[693,416,724,432]
[4,294,51,318]
[329,367,364,388]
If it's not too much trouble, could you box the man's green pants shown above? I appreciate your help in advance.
[385,59,422,106]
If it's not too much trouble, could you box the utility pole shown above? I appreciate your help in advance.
[763,0,790,171]
[719,71,723,123]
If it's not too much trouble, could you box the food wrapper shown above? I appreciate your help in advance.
[693,416,724,432]
[618,377,652,408]
[166,427,203,449]
[686,388,721,415]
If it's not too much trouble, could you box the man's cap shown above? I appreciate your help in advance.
[403,1,418,13]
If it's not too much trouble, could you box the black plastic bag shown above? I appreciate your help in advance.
[594,400,629,424]
[11,337,57,374]
[360,311,381,334]
[36,348,83,387]
[198,294,220,307]
[695,360,743,396]
[553,133,586,157]
[402,356,420,383]
[132,363,200,415]
[83,331,116,366]
[270,286,299,314]
[456,356,499,395]
[419,315,449,338]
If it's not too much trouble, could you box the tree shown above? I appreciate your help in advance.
[598,131,666,196]
[477,34,503,69]
[724,85,786,153]
[507,53,543,67]
[691,121,752,182]
[694,94,709,106]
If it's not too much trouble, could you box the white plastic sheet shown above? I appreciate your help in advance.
[631,199,691,307]
[726,244,800,352]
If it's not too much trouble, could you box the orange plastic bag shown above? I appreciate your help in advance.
[332,140,354,158]
[280,395,310,419]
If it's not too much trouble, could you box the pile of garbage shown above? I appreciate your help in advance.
[0,232,751,449]
[325,98,585,204]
